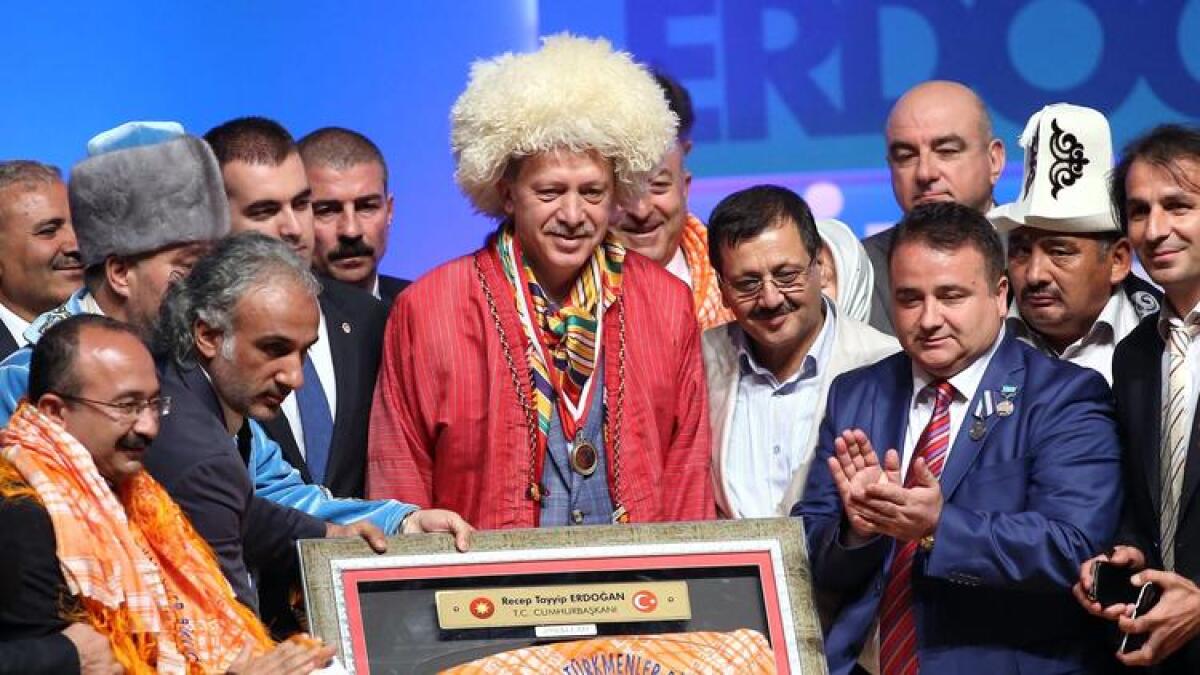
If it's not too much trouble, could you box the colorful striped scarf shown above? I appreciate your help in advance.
[498,227,624,447]
[0,402,272,674]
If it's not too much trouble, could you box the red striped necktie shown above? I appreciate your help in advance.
[879,380,955,675]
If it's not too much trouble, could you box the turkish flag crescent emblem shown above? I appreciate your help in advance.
[631,590,658,613]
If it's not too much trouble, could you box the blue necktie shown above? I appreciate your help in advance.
[297,355,334,484]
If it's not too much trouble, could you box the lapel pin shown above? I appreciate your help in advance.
[341,322,351,334]
[969,418,987,441]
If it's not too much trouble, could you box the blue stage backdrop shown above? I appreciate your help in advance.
[1,1,1198,280]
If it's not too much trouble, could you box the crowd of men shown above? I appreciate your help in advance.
[0,32,1198,675]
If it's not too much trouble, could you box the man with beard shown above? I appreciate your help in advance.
[205,117,387,499]
[0,314,336,674]
[702,186,895,519]
[299,126,409,305]
[610,71,733,331]
[149,232,471,611]
[0,162,83,358]
[0,122,220,415]
[992,104,1158,384]
[368,35,713,528]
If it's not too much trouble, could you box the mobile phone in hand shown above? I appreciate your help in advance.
[1119,582,1162,654]
[1090,560,1141,607]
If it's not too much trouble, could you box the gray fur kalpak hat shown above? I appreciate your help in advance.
[69,121,231,268]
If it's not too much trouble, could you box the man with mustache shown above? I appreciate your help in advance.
[205,117,388,500]
[299,126,410,306]
[862,81,1006,335]
[149,233,471,614]
[368,35,713,528]
[0,162,83,359]
[0,314,336,674]
[610,71,733,331]
[798,201,1121,674]
[993,105,1159,385]
[1075,125,1200,671]
[701,185,895,519]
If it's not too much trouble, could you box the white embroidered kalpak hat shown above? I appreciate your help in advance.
[988,103,1118,234]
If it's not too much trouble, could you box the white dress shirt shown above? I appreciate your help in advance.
[901,327,1006,480]
[0,302,31,348]
[1158,299,1200,465]
[1008,289,1142,385]
[725,302,836,517]
[280,309,338,460]
[664,246,693,289]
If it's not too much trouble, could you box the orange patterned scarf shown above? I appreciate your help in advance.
[681,213,734,331]
[0,402,271,674]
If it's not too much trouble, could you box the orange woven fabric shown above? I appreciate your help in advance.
[442,628,777,674]
[680,214,734,331]
[0,402,272,674]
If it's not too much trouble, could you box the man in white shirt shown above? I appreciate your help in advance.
[0,162,83,357]
[992,104,1159,384]
[701,185,895,518]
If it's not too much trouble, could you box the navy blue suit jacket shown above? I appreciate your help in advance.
[795,332,1122,674]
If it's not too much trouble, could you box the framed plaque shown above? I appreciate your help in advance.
[300,518,826,674]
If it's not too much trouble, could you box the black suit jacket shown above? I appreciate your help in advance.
[378,273,410,308]
[260,277,387,498]
[1113,314,1200,673]
[146,362,326,611]
[0,496,79,674]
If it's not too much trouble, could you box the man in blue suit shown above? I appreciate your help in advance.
[796,201,1122,674]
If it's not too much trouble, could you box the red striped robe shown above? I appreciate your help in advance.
[367,242,714,528]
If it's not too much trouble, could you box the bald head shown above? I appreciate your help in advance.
[885,80,1004,214]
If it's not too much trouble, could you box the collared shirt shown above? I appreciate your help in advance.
[1007,289,1141,385]
[725,300,835,517]
[370,275,381,301]
[1157,299,1200,470]
[665,246,693,289]
[901,326,1006,480]
[0,302,31,349]
[280,309,338,460]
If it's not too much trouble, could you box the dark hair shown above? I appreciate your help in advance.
[298,127,388,188]
[153,232,319,368]
[204,116,296,167]
[707,185,820,274]
[29,314,143,400]
[652,70,694,142]
[1112,124,1200,232]
[890,201,1005,286]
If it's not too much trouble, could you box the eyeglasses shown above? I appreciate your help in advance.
[55,394,172,420]
[720,264,813,301]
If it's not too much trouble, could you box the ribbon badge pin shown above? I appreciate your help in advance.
[997,384,1018,417]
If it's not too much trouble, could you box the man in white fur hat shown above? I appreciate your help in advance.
[990,104,1160,384]
[367,34,714,529]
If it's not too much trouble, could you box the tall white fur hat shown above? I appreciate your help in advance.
[450,34,677,219]
[988,103,1118,234]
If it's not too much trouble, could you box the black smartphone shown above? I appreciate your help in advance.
[1090,561,1141,607]
[1119,582,1162,654]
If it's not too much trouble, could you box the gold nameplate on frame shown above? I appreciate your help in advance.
[435,581,692,629]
